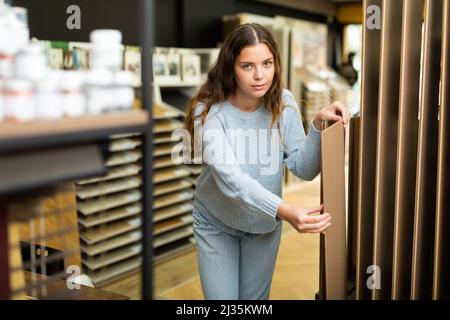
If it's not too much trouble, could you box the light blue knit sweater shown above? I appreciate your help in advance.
[193,89,321,234]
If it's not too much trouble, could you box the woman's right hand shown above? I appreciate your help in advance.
[277,202,331,234]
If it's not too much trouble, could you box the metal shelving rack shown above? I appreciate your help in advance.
[0,0,155,300]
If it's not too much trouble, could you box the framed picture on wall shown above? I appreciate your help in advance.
[166,53,182,83]
[181,54,201,83]
[153,53,169,83]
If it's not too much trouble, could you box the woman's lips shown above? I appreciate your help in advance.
[251,84,267,91]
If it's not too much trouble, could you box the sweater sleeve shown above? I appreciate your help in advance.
[197,108,283,223]
[282,90,321,181]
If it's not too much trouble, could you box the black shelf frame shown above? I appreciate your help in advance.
[0,0,155,300]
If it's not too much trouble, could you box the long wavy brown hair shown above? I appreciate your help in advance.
[184,23,285,153]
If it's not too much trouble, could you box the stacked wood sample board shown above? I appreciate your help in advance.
[337,0,450,300]
[153,102,196,262]
[76,134,144,285]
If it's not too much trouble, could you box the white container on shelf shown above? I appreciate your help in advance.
[15,42,47,82]
[4,79,35,122]
[0,5,14,79]
[113,70,135,111]
[10,7,30,54]
[90,29,123,71]
[85,69,114,115]
[0,80,4,121]
[36,71,63,120]
[62,71,87,118]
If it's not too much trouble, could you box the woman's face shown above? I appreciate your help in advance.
[233,42,275,101]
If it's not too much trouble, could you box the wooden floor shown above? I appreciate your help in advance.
[101,177,321,300]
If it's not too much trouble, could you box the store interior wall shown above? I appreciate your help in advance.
[10,0,344,68]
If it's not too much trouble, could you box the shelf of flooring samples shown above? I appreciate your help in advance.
[154,143,180,157]
[75,135,145,285]
[154,156,176,169]
[86,256,142,285]
[153,189,195,210]
[153,225,194,249]
[109,137,142,152]
[153,166,191,184]
[80,217,142,245]
[153,214,193,236]
[153,203,194,223]
[81,230,142,256]
[78,203,142,228]
[154,132,179,144]
[153,179,193,197]
[77,189,143,215]
[77,164,142,185]
[151,101,198,262]
[106,149,142,167]
[76,176,142,200]
[83,243,142,270]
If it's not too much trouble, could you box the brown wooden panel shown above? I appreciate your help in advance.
[321,121,347,299]
[348,117,360,284]
[355,0,382,300]
[0,202,10,299]
[372,0,404,300]
[411,0,443,300]
[432,0,450,300]
[391,0,423,300]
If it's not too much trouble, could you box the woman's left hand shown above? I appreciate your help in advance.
[313,101,351,130]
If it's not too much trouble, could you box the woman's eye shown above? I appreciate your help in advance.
[263,61,273,67]
[242,64,252,70]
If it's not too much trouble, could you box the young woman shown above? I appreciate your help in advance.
[184,23,350,300]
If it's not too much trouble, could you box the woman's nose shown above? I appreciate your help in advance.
[254,67,264,80]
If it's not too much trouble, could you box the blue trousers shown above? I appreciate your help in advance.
[193,209,282,300]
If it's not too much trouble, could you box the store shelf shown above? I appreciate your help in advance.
[76,176,142,200]
[0,110,148,153]
[77,164,142,185]
[81,230,142,256]
[83,243,142,270]
[80,217,142,245]
[153,214,193,236]
[153,203,193,223]
[78,203,142,228]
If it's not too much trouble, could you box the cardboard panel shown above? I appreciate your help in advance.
[432,0,450,300]
[411,0,443,300]
[372,0,404,300]
[321,121,347,299]
[391,0,423,300]
[355,0,382,300]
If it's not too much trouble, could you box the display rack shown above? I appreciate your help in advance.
[0,0,155,300]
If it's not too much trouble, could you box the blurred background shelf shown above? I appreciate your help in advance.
[0,110,149,153]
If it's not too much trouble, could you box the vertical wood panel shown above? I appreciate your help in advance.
[372,0,404,300]
[391,0,423,300]
[321,121,347,299]
[0,202,10,299]
[411,0,443,300]
[355,0,382,300]
[432,0,450,300]
[348,117,360,285]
